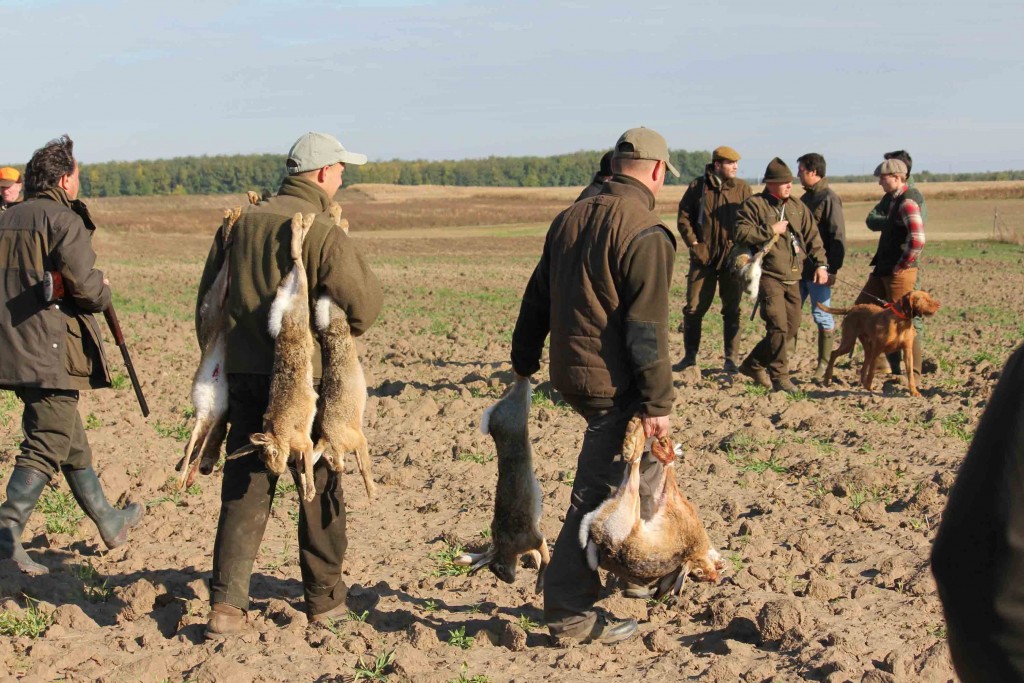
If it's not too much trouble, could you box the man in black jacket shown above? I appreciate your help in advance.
[0,136,142,575]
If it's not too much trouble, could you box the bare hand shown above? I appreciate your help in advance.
[771,220,789,236]
[813,268,829,285]
[103,278,110,286]
[641,414,670,438]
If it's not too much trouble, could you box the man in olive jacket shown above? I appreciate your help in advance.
[200,132,383,639]
[512,127,678,645]
[734,158,828,393]
[0,135,143,575]
[676,146,752,373]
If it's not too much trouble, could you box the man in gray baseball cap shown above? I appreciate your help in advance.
[286,132,368,173]
[200,131,382,640]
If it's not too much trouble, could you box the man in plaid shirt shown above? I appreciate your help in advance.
[856,157,927,382]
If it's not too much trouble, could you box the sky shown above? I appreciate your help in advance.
[2,0,1022,176]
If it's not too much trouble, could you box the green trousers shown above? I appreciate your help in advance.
[747,277,802,381]
[210,374,348,616]
[14,388,92,480]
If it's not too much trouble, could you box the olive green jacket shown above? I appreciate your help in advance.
[733,190,827,283]
[0,189,112,390]
[677,165,752,269]
[195,176,383,378]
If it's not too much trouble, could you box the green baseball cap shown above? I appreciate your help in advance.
[612,127,680,178]
[286,132,367,174]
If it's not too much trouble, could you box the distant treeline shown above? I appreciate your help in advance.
[4,151,1023,197]
[65,150,714,197]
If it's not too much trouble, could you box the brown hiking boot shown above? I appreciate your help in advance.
[772,377,798,395]
[205,603,246,640]
[739,356,771,388]
[309,589,381,624]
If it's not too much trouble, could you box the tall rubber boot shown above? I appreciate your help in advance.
[786,336,799,375]
[679,316,702,369]
[62,466,144,549]
[0,467,50,575]
[813,329,834,382]
[723,319,741,373]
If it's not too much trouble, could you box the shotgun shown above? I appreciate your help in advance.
[43,271,150,417]
[103,305,150,417]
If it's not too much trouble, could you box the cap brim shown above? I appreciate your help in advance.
[666,160,680,178]
[0,180,15,187]
[339,151,367,166]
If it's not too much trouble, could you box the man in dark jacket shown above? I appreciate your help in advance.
[575,150,613,202]
[734,158,828,394]
[676,146,752,373]
[512,127,678,645]
[200,132,383,639]
[932,343,1024,681]
[796,153,846,381]
[0,136,143,575]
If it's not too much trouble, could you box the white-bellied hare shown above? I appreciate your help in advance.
[580,417,723,599]
[311,295,375,498]
[177,206,242,489]
[454,377,549,593]
[236,212,319,501]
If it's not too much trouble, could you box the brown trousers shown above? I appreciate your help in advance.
[210,374,349,616]
[746,277,802,380]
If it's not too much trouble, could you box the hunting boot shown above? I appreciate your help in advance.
[886,351,902,376]
[787,336,799,374]
[739,355,771,389]
[678,316,701,369]
[62,466,144,549]
[0,467,49,575]
[772,376,799,395]
[722,319,741,373]
[205,603,246,640]
[813,329,834,382]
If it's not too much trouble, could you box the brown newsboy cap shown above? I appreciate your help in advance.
[712,146,741,162]
[762,157,793,183]
[874,159,908,177]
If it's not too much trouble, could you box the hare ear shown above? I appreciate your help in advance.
[250,433,274,454]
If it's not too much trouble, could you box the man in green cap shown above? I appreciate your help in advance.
[200,131,383,639]
[734,158,828,394]
[676,145,752,373]
[796,153,846,381]
[0,136,144,575]
[512,126,679,645]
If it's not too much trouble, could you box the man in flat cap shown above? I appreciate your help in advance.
[575,150,614,202]
[734,158,828,394]
[857,157,927,381]
[676,146,752,373]
[0,167,23,212]
[200,131,383,639]
[796,153,846,381]
[512,127,680,645]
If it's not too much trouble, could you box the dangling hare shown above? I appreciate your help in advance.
[454,377,549,593]
[178,206,242,489]
[236,213,320,501]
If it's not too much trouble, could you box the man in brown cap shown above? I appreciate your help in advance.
[676,146,752,373]
[0,167,23,212]
[734,158,828,393]
[512,126,679,645]
[857,157,926,381]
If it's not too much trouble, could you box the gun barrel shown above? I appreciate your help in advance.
[103,305,149,417]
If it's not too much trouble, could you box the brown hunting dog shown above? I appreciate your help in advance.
[818,290,941,397]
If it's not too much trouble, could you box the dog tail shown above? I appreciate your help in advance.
[816,302,851,315]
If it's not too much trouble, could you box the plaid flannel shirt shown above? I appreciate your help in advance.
[893,185,925,271]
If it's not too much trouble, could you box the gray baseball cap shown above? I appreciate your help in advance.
[286,132,367,174]
[612,127,680,178]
